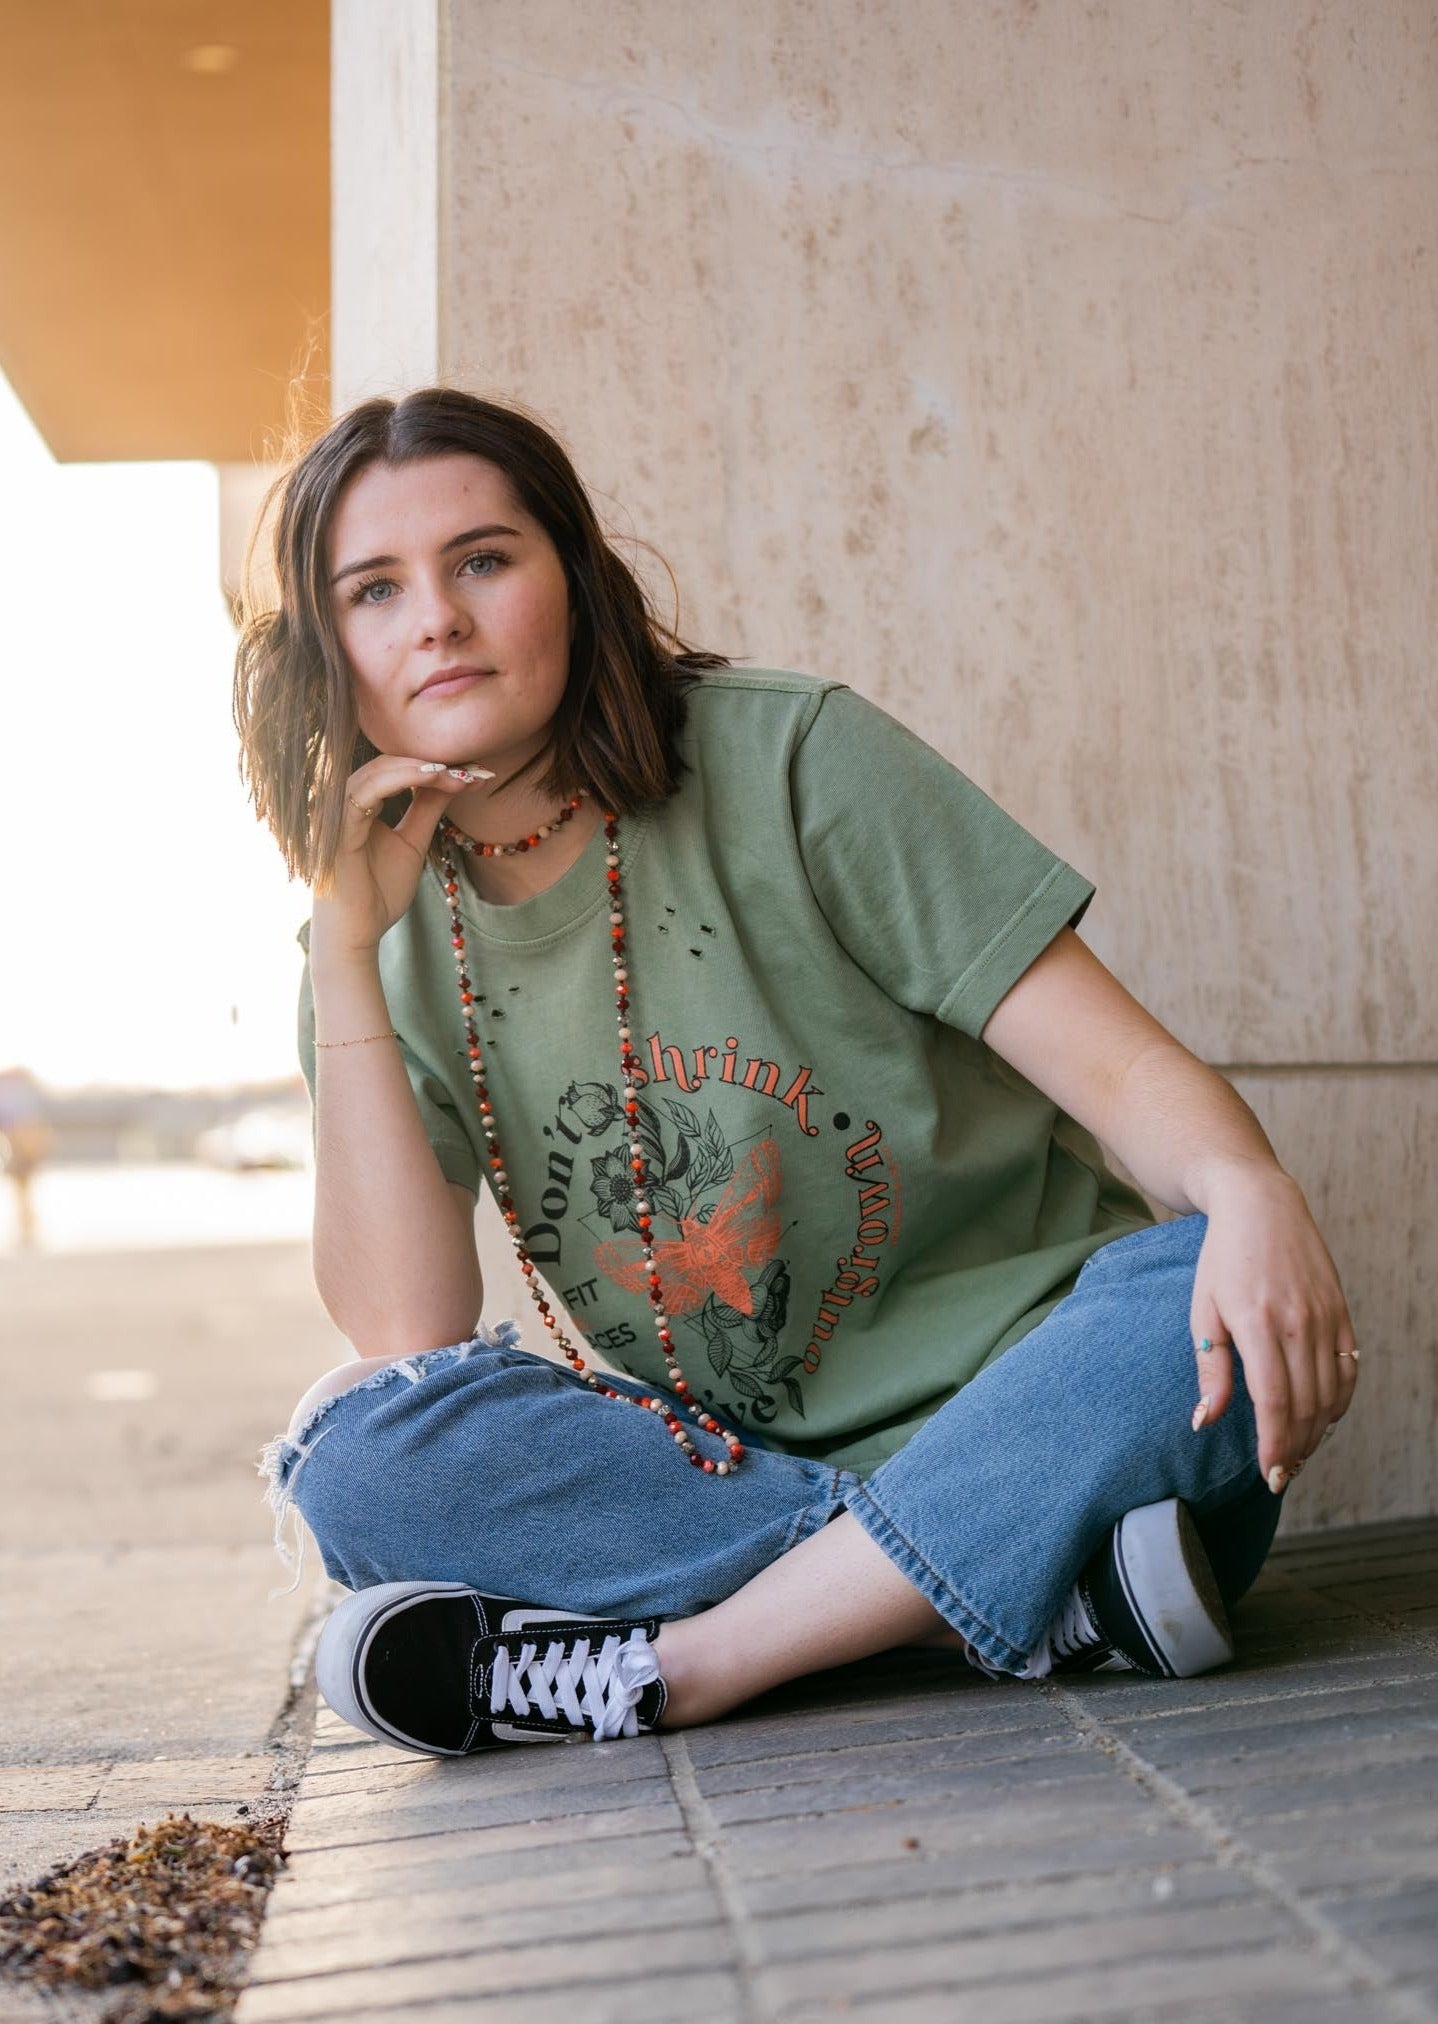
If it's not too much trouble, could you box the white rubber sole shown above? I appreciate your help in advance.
[1112,1499,1234,1678]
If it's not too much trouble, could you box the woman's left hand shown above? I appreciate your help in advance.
[1188,1163,1359,1490]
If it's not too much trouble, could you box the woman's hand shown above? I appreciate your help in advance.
[310,754,494,964]
[1188,1162,1359,1491]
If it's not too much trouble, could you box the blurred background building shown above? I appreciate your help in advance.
[1,0,1433,1533]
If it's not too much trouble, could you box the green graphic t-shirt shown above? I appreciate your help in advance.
[296,669,1153,1474]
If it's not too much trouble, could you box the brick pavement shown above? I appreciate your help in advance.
[235,1517,1438,2023]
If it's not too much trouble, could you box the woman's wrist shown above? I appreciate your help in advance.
[1185,1153,1303,1217]
[309,929,384,988]
[311,944,392,1046]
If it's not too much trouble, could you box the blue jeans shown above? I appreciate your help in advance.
[258,1213,1282,1675]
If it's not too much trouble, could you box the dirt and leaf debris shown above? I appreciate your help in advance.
[0,1810,287,2021]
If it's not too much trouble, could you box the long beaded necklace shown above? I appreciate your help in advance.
[436,794,745,1478]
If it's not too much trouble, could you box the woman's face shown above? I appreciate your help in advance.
[326,451,574,778]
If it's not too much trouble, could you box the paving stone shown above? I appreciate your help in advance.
[1040,1996,1391,2024]
[771,1935,1345,2022]
[720,1806,1204,1882]
[0,1763,108,1810]
[757,1897,1292,2005]
[701,1748,1114,1829]
[1310,1880,1438,1935]
[1195,1753,1438,1823]
[1282,1832,1438,1893]
[237,1937,740,2020]
[278,1803,686,1876]
[244,1984,744,2024]
[689,1722,1078,1799]
[747,1862,1251,1959]
[293,1756,680,1821]
[681,1691,1053,1769]
[1143,1727,1438,1796]
[1055,1647,1438,1720]
[284,1781,680,1853]
[264,1852,712,1926]
[736,1854,1239,1924]
[1107,1690,1438,1758]
[260,1880,721,1966]
[1243,1797,1438,1857]
[300,1733,667,1800]
[95,1752,277,1807]
[712,1765,1143,1840]
[250,1901,729,1984]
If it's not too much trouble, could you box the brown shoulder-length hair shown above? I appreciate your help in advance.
[232,386,730,894]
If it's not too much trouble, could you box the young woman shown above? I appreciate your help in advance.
[246,388,1358,1754]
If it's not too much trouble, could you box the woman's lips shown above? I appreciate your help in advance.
[420,672,490,697]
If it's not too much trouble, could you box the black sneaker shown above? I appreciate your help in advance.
[315,1580,668,1756]
[972,1497,1235,1682]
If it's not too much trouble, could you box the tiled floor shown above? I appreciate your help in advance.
[236,1518,1438,2023]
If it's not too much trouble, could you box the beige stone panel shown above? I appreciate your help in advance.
[1226,1069,1435,1530]
[332,0,442,408]
[438,1,1438,1063]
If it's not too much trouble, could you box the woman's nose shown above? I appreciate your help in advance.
[413,575,472,639]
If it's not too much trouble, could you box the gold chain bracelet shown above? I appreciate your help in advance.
[315,1030,400,1049]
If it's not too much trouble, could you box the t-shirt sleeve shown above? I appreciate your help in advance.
[790,686,1095,1040]
[295,918,480,1194]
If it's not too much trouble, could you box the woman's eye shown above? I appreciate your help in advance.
[348,550,505,607]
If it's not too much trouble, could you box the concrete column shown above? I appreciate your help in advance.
[330,0,442,409]
[331,0,1438,1526]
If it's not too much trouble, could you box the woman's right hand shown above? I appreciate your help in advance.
[309,755,494,964]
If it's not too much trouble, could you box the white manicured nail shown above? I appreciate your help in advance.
[1191,1396,1211,1431]
[1267,1463,1289,1495]
[418,761,445,772]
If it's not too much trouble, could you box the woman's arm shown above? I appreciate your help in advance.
[981,928,1358,1483]
[980,927,1276,1215]
[311,946,484,1358]
[292,748,492,1359]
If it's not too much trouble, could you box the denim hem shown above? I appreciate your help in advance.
[841,1482,1028,1675]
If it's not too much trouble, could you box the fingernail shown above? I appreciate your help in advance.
[1267,1463,1289,1495]
[418,761,445,773]
[1191,1395,1211,1431]
[447,767,471,779]
[1322,1425,1338,1442]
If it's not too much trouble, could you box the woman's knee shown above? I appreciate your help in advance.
[286,1355,405,1441]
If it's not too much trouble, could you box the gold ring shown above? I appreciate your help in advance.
[1336,1349,1360,1362]
[348,794,378,817]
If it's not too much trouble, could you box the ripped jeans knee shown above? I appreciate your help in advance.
[254,1318,524,1599]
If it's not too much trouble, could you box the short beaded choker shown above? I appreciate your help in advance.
[437,801,745,1477]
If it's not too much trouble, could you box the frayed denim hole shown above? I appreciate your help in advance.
[459,1316,522,1359]
[255,1421,339,1601]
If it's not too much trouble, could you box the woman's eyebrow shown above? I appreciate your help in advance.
[330,523,522,587]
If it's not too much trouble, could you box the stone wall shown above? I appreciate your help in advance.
[331,0,1438,1527]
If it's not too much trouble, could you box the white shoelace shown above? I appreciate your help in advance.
[488,1628,661,1740]
[1019,1585,1104,1681]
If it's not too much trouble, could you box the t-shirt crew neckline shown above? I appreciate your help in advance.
[427,799,657,949]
